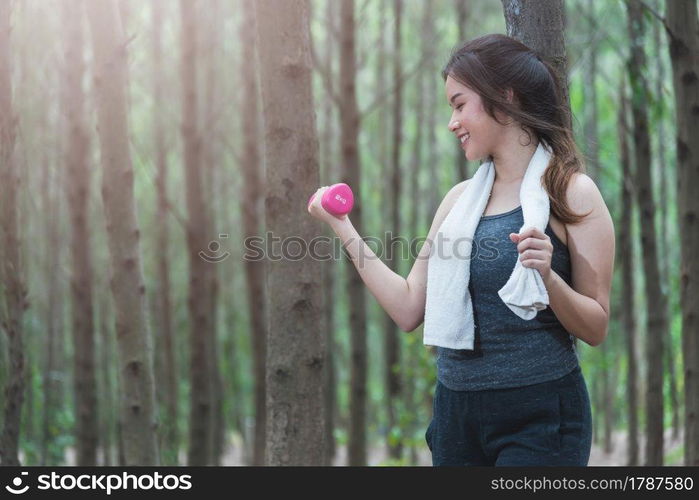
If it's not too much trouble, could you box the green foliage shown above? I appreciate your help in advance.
[665,443,684,466]
[334,427,348,447]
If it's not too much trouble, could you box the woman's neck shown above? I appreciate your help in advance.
[491,136,539,183]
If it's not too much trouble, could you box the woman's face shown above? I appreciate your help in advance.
[445,75,506,162]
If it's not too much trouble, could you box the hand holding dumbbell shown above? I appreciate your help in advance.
[307,183,354,221]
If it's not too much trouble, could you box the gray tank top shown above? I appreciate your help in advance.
[436,204,580,391]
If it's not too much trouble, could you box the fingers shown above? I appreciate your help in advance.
[515,228,552,276]
[520,258,547,270]
[517,226,545,240]
[518,249,548,262]
[313,186,327,206]
[516,234,552,254]
[307,186,329,217]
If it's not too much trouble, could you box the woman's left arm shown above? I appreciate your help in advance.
[514,173,615,347]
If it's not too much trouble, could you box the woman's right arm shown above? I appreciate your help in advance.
[325,180,468,332]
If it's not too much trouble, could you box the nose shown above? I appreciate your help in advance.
[448,119,461,132]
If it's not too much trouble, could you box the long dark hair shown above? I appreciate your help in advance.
[441,33,591,224]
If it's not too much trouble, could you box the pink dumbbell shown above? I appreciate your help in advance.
[307,183,354,216]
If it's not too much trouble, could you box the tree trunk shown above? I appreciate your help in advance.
[0,0,27,467]
[40,169,65,465]
[454,0,470,181]
[626,0,667,466]
[425,4,439,224]
[666,0,699,466]
[501,0,572,130]
[200,0,225,466]
[339,0,368,467]
[377,0,389,230]
[151,0,178,465]
[591,375,601,446]
[239,0,267,466]
[98,292,115,466]
[255,0,327,465]
[652,0,680,443]
[85,0,159,465]
[402,0,429,466]
[61,0,98,466]
[617,83,640,466]
[383,0,404,461]
[580,0,604,452]
[582,0,600,185]
[600,345,613,453]
[320,0,338,465]
[372,1,387,450]
[179,0,215,466]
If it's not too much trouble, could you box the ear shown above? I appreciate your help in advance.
[505,88,515,104]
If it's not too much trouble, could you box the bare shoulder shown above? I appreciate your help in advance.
[453,178,470,194]
[564,172,615,320]
[558,173,603,238]
[444,179,470,209]
[424,179,471,241]
[566,172,607,217]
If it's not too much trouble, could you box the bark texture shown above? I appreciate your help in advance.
[255,0,327,465]
[86,0,159,465]
[666,0,699,466]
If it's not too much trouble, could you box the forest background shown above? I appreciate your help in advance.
[0,0,697,467]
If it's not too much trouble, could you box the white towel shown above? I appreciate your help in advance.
[423,141,553,350]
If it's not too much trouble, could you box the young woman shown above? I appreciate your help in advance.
[308,33,614,466]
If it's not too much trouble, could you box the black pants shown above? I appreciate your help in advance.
[425,366,592,466]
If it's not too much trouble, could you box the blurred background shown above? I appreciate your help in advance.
[0,0,696,466]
